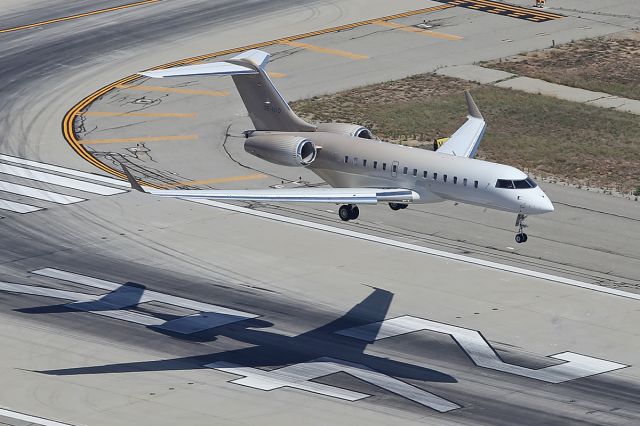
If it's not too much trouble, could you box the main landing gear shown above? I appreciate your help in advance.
[389,202,408,211]
[339,204,359,221]
[515,213,528,243]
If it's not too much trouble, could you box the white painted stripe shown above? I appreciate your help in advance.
[0,181,85,204]
[0,163,124,196]
[0,199,43,213]
[0,154,128,187]
[184,199,640,301]
[0,407,74,426]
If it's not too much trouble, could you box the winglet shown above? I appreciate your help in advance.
[120,164,146,193]
[465,90,483,120]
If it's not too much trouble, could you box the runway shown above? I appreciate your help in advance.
[0,1,639,425]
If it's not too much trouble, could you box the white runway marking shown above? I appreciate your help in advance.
[0,407,73,426]
[207,357,461,412]
[0,154,129,187]
[0,199,43,213]
[184,199,640,301]
[337,316,627,383]
[0,181,85,204]
[0,163,124,195]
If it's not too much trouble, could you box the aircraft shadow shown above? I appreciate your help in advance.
[30,285,455,384]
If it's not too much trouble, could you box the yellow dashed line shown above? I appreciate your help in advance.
[82,111,196,118]
[79,135,198,144]
[267,72,287,78]
[0,0,160,34]
[280,40,369,60]
[159,174,268,188]
[116,84,229,96]
[373,20,462,41]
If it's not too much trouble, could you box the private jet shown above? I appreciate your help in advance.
[123,49,554,243]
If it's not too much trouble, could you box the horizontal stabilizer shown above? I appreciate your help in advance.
[140,62,257,79]
[437,91,486,158]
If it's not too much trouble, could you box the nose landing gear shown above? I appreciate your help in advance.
[515,213,528,243]
[339,204,359,221]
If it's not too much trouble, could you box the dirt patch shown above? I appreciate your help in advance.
[291,74,640,194]
[485,33,640,100]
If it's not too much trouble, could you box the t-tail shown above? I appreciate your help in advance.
[140,50,316,132]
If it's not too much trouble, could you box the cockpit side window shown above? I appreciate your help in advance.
[497,177,538,189]
[495,179,515,189]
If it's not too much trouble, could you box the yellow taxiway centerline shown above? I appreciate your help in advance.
[280,40,369,60]
[0,0,161,34]
[82,111,197,118]
[79,135,198,144]
[116,84,229,96]
[160,174,268,188]
[372,20,463,41]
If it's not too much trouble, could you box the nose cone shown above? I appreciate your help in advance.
[524,188,554,214]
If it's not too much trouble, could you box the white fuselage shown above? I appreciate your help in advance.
[302,132,554,215]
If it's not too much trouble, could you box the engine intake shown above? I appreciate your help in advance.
[244,134,317,167]
[316,123,373,139]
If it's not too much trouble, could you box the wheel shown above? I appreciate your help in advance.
[389,203,401,211]
[522,233,528,242]
[339,205,352,221]
[515,233,524,244]
[399,203,408,209]
[349,205,360,220]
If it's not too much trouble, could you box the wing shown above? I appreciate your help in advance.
[436,91,487,158]
[120,166,419,204]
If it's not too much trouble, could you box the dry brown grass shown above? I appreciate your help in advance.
[291,74,640,193]
[486,34,640,100]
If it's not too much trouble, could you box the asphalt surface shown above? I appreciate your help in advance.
[0,1,639,425]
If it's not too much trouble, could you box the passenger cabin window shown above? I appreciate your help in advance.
[373,161,378,169]
[392,164,397,173]
[443,174,448,183]
[383,163,387,171]
[423,171,428,179]
[453,176,458,184]
[433,172,438,181]
[463,178,468,186]
[344,156,349,163]
[413,169,417,177]
[403,167,408,175]
[363,159,367,167]
[474,180,479,188]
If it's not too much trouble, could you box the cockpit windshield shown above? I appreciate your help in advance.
[496,177,538,189]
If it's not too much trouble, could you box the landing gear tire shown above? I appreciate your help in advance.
[339,205,352,221]
[515,233,528,244]
[389,203,408,211]
[339,204,359,221]
[349,205,360,220]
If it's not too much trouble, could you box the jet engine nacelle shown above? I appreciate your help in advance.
[316,123,373,139]
[244,134,317,167]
